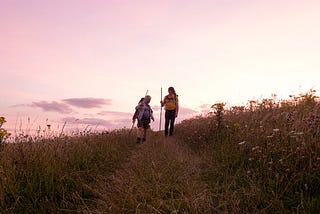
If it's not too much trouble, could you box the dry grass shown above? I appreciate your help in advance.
[0,130,137,213]
[175,90,320,213]
[1,90,320,213]
[87,136,211,213]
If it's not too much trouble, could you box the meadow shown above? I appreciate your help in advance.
[1,90,320,213]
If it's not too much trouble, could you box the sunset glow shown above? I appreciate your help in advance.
[1,0,320,133]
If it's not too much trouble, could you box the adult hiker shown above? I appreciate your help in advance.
[160,86,179,136]
[133,95,154,143]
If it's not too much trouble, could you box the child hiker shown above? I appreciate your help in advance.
[161,87,179,136]
[132,97,144,121]
[133,95,154,143]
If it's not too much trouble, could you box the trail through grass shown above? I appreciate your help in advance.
[91,135,211,213]
[2,90,320,213]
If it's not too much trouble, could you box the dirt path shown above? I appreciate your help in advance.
[91,136,212,213]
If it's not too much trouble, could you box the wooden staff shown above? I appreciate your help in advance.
[159,87,163,131]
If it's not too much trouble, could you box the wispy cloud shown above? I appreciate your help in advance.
[152,105,197,117]
[62,98,111,108]
[178,106,198,117]
[198,104,212,115]
[12,97,112,114]
[97,110,132,118]
[10,104,28,108]
[62,116,112,127]
[61,116,132,129]
[31,101,73,114]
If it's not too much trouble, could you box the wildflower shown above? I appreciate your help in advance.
[0,117,6,125]
[266,135,273,138]
[233,123,240,128]
[273,129,280,132]
[289,131,296,135]
[238,141,246,145]
[252,146,260,151]
[296,132,304,135]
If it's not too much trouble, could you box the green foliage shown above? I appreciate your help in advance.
[0,117,11,143]
[211,102,225,130]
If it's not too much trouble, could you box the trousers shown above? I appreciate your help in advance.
[165,110,176,136]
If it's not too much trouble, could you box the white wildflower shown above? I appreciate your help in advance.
[238,141,246,145]
[289,131,296,135]
[252,146,260,151]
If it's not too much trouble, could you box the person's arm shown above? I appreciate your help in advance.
[150,109,154,121]
[132,110,138,122]
[160,96,166,107]
[175,98,179,117]
[134,104,142,121]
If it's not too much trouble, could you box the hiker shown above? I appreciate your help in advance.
[133,95,154,143]
[132,97,144,122]
[161,87,179,136]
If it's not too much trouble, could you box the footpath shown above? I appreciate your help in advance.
[91,135,212,213]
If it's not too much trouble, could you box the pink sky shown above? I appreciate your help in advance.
[1,0,320,134]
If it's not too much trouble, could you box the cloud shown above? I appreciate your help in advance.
[197,104,212,115]
[179,106,198,115]
[96,111,134,128]
[62,98,111,108]
[10,104,28,108]
[31,101,73,114]
[97,110,132,118]
[62,116,113,127]
[61,116,132,130]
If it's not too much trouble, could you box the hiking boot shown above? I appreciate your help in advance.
[142,138,146,142]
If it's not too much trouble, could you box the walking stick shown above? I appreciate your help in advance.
[129,120,135,134]
[159,87,163,131]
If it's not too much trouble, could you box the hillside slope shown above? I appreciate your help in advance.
[1,91,320,213]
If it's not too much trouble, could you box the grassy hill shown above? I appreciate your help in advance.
[1,90,320,213]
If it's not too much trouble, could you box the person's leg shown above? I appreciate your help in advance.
[142,128,147,142]
[164,111,170,136]
[136,127,144,143]
[169,111,176,136]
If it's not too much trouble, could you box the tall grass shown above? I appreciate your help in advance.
[1,90,320,213]
[175,89,320,212]
[0,129,137,213]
